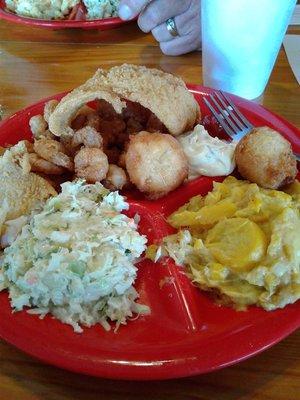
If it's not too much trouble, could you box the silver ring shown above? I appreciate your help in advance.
[166,17,179,37]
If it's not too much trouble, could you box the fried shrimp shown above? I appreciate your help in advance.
[235,127,297,189]
[29,115,48,138]
[125,131,188,199]
[29,153,65,175]
[44,100,59,123]
[33,137,74,172]
[72,126,103,148]
[74,147,109,183]
[103,164,128,191]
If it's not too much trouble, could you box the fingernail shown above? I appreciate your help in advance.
[119,5,133,20]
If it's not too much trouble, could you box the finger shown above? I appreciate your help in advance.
[152,11,199,43]
[160,32,201,56]
[118,0,149,20]
[138,0,191,33]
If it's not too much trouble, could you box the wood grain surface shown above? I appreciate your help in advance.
[0,18,299,400]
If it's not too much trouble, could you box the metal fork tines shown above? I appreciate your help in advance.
[204,91,300,162]
[203,91,253,141]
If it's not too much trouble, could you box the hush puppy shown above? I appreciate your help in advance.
[235,127,297,189]
[125,131,188,199]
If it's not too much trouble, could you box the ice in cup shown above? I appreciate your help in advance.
[201,0,297,100]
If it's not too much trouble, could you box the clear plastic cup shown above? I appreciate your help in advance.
[202,0,296,100]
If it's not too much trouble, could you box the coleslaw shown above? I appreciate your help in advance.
[0,180,149,332]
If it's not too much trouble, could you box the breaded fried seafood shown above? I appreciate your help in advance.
[43,99,59,123]
[235,127,297,189]
[33,137,74,172]
[103,164,128,191]
[48,87,124,138]
[48,64,200,138]
[0,143,57,248]
[74,147,109,183]
[95,64,200,136]
[26,65,200,198]
[29,115,48,139]
[29,153,66,175]
[125,131,188,199]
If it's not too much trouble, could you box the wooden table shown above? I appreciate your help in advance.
[0,19,299,400]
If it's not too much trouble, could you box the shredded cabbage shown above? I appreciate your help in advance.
[0,180,149,332]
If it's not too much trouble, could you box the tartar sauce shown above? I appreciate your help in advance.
[177,125,236,179]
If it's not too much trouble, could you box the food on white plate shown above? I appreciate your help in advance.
[0,142,56,249]
[148,177,300,311]
[48,64,200,138]
[5,0,120,21]
[235,127,297,189]
[0,180,149,332]
[177,124,236,179]
[125,131,189,199]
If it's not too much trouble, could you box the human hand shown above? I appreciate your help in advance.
[118,0,201,56]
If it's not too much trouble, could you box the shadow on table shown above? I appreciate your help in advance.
[0,330,299,400]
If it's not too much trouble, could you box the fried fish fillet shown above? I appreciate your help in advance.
[48,86,125,138]
[96,64,200,136]
[48,64,200,138]
[0,147,57,234]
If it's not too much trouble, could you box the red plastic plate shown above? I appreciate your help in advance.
[0,85,299,380]
[0,0,131,30]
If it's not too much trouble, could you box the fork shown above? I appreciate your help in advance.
[203,91,300,162]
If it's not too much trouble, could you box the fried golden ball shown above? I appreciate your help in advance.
[125,131,188,199]
[235,127,297,189]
